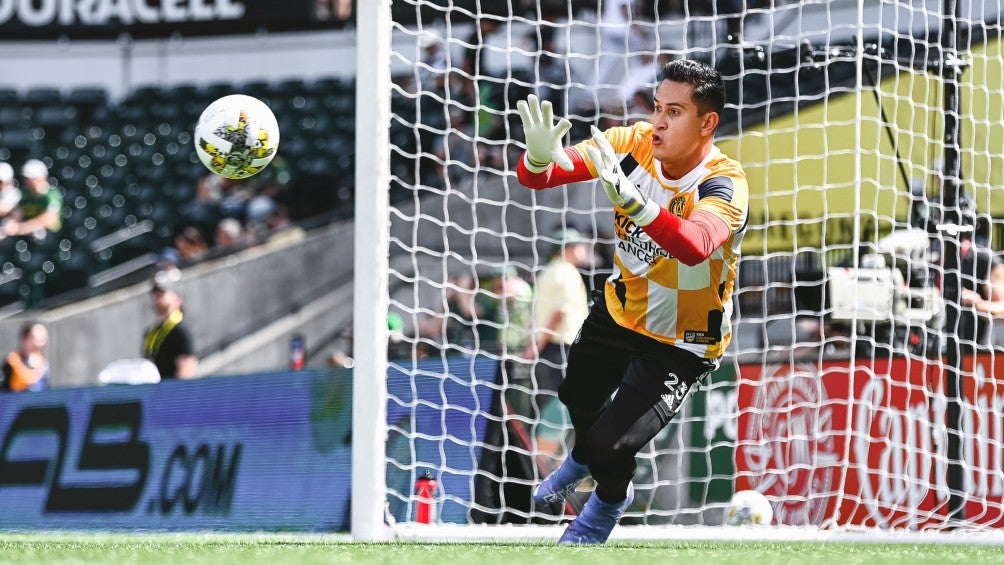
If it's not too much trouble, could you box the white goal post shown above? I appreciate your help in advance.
[352,0,392,543]
[354,0,1004,541]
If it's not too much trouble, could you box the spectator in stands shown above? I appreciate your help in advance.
[531,26,570,116]
[456,15,502,140]
[433,107,478,185]
[144,269,197,380]
[626,86,656,123]
[244,155,292,234]
[327,324,355,369]
[496,268,535,354]
[955,213,1004,351]
[0,322,50,392]
[175,226,209,263]
[721,0,745,44]
[443,273,478,352]
[0,162,21,221]
[315,0,352,22]
[185,173,228,226]
[264,205,306,246]
[522,228,592,394]
[474,265,534,354]
[386,311,412,360]
[245,191,276,229]
[155,247,182,272]
[417,273,478,353]
[588,0,648,110]
[620,51,668,110]
[214,217,246,249]
[461,16,500,88]
[416,31,448,94]
[187,172,258,230]
[3,160,62,238]
[219,180,254,220]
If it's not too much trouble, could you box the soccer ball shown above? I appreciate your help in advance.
[194,94,280,179]
[725,489,773,526]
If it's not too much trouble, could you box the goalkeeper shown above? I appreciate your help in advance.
[516,59,748,544]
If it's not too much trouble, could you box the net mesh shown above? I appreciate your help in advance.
[379,0,1004,530]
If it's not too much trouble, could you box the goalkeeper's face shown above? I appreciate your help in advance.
[650,80,717,175]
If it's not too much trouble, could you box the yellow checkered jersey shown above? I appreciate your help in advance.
[572,122,750,359]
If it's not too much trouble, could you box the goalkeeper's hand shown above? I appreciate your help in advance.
[516,94,574,173]
[584,126,660,226]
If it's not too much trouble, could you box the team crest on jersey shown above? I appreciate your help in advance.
[668,195,688,217]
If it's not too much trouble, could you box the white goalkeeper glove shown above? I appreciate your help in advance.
[516,94,574,173]
[584,126,661,226]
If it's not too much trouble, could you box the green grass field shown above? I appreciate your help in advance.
[2,534,1004,565]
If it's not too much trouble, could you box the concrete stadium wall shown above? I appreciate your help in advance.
[197,282,353,376]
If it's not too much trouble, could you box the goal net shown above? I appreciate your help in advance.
[354,0,1004,538]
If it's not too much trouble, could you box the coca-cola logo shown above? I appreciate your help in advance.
[853,376,942,529]
[742,364,838,525]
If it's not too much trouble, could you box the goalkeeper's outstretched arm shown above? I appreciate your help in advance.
[515,97,734,267]
[516,146,593,189]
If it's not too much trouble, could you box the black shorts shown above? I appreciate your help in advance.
[559,291,719,424]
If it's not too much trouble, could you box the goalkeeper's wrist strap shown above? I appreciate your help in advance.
[625,198,661,227]
[523,154,550,174]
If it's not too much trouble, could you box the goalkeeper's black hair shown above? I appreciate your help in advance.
[660,59,726,117]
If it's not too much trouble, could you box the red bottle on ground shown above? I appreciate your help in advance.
[415,471,438,524]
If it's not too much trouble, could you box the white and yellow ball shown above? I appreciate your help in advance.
[725,489,773,526]
[194,94,280,180]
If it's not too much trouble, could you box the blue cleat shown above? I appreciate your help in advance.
[557,483,635,545]
[533,454,591,506]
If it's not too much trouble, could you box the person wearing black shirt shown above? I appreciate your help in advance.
[956,234,1004,350]
[144,269,197,379]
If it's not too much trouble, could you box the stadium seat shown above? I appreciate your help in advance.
[0,107,28,128]
[150,102,183,123]
[200,81,234,101]
[88,104,117,126]
[239,80,271,98]
[67,87,108,108]
[167,83,200,103]
[313,77,351,95]
[130,85,165,104]
[117,105,151,128]
[275,78,307,97]
[1,128,42,153]
[23,87,62,107]
[0,88,19,107]
[322,92,354,114]
[34,106,77,129]
[68,88,110,123]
